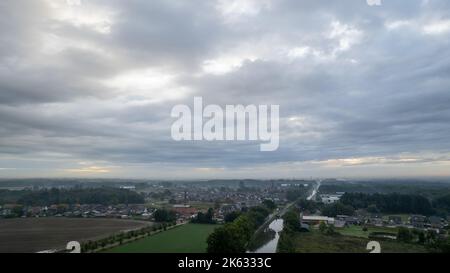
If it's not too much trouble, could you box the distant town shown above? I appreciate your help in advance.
[0,178,449,253]
[0,179,301,222]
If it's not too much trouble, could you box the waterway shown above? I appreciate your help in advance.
[249,218,284,253]
[249,180,321,253]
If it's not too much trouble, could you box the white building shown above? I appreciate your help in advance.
[301,215,335,225]
[320,194,341,204]
[120,186,136,190]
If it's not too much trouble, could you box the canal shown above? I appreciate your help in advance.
[248,181,321,253]
[248,218,284,253]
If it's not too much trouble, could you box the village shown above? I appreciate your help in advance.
[0,181,293,223]
[300,192,449,236]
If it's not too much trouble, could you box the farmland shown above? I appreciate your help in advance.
[105,223,219,253]
[0,218,152,253]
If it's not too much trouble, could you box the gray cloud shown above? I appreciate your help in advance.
[1,0,450,178]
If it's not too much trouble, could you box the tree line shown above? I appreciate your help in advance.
[0,187,145,206]
[206,202,275,253]
[340,192,435,215]
[433,194,450,216]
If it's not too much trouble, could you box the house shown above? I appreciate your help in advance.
[173,204,191,208]
[336,215,360,225]
[388,216,402,225]
[120,186,136,190]
[369,215,384,226]
[428,216,443,229]
[173,207,198,219]
[334,219,346,228]
[410,215,427,228]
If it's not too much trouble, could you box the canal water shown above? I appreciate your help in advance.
[248,219,284,253]
[248,181,320,253]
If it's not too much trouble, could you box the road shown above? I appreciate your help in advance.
[307,180,321,201]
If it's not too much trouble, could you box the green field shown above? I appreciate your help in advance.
[290,230,428,253]
[337,225,399,238]
[105,224,218,253]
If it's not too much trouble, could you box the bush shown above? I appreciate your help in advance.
[153,209,177,222]
[397,227,412,243]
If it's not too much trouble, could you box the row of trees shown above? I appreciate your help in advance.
[433,194,450,216]
[81,222,177,252]
[340,192,434,215]
[0,187,145,206]
[207,202,275,253]
[277,208,301,253]
[313,192,450,218]
[321,202,355,217]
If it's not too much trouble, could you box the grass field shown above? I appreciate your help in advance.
[337,225,398,238]
[0,218,152,253]
[105,223,219,253]
[290,230,428,253]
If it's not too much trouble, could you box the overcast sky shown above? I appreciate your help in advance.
[1,0,450,179]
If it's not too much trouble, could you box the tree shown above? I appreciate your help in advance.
[12,205,24,217]
[262,199,276,210]
[340,192,434,215]
[207,204,274,253]
[397,227,412,243]
[153,209,176,222]
[283,209,301,232]
[318,222,338,236]
[297,199,318,212]
[367,204,380,213]
[321,202,354,217]
[277,231,296,253]
[325,224,337,236]
[207,225,247,253]
[192,208,216,224]
[319,222,327,233]
[429,237,450,253]
[433,194,450,215]
[13,187,145,206]
[224,211,241,223]
[418,231,426,244]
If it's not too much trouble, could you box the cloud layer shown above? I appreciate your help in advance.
[1,0,450,179]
